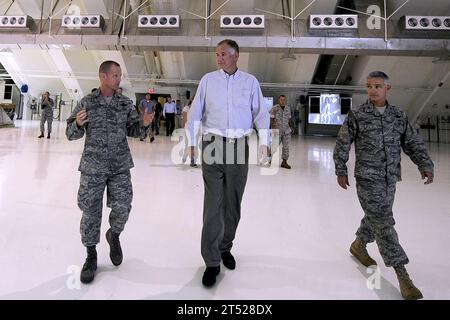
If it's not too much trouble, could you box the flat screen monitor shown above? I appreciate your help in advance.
[308,94,347,125]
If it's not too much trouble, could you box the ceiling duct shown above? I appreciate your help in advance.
[61,15,105,30]
[403,16,450,30]
[0,15,33,30]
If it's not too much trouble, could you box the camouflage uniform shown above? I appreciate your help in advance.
[333,100,434,267]
[40,98,54,134]
[66,89,149,247]
[270,104,292,161]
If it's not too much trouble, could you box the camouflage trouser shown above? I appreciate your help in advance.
[140,117,154,140]
[40,110,53,133]
[271,132,291,161]
[355,178,409,267]
[77,171,132,247]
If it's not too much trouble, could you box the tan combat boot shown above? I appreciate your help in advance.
[349,237,377,267]
[394,266,423,300]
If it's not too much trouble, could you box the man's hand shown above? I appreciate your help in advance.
[337,175,350,190]
[143,110,154,127]
[258,144,270,165]
[421,171,434,185]
[76,107,88,127]
[270,118,277,130]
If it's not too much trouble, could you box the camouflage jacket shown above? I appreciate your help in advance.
[41,97,54,115]
[66,89,148,175]
[270,104,292,135]
[333,100,434,181]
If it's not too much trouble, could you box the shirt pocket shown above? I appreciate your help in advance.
[233,87,251,107]
[116,110,128,129]
[393,117,405,134]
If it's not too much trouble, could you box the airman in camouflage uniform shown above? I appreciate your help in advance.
[333,71,434,300]
[270,95,293,169]
[38,91,54,139]
[66,60,153,284]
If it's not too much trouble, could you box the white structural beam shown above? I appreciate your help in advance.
[43,48,84,101]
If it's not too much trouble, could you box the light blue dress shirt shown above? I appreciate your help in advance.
[163,101,176,116]
[186,69,270,146]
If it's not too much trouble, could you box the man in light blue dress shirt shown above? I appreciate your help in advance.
[186,39,270,287]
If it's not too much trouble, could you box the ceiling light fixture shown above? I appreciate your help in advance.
[0,48,13,56]
[280,51,296,62]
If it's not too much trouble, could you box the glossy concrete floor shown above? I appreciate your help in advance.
[0,120,449,300]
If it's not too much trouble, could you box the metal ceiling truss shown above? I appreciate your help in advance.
[179,0,232,40]
[255,0,317,42]
[337,0,410,42]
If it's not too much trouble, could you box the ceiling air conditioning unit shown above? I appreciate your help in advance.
[61,15,104,29]
[138,15,180,28]
[404,16,450,30]
[309,14,358,29]
[0,15,32,29]
[220,15,265,29]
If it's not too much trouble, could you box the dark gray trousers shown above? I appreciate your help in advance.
[356,177,409,267]
[201,134,249,267]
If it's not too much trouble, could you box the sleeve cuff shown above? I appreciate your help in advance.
[335,168,348,176]
[257,129,270,146]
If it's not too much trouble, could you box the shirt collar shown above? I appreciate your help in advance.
[365,99,393,115]
[94,88,117,100]
[219,68,241,79]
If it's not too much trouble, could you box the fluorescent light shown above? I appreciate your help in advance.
[0,48,13,56]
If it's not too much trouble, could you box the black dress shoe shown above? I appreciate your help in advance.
[221,251,236,270]
[150,137,155,143]
[202,266,220,287]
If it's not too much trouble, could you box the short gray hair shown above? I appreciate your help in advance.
[367,71,390,85]
[217,39,239,55]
